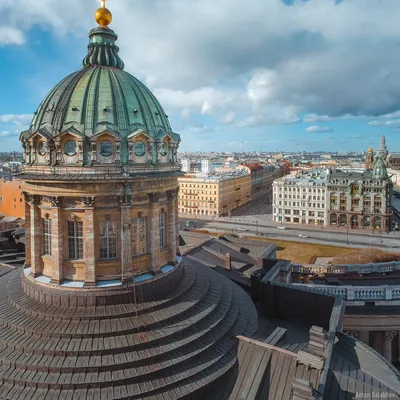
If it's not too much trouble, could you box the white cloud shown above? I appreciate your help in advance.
[0,27,24,45]
[5,0,400,129]
[368,119,400,127]
[0,131,11,137]
[305,125,332,133]
[220,111,235,125]
[0,114,32,125]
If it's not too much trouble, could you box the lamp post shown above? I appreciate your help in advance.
[346,221,349,246]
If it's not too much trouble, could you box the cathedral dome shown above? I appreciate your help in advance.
[21,25,180,169]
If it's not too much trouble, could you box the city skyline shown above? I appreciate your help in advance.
[2,0,400,152]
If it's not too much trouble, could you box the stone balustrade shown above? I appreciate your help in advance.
[292,261,400,275]
[292,283,400,300]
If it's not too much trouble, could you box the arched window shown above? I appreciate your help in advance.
[99,219,117,259]
[159,209,166,248]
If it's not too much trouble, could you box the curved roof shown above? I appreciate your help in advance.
[24,27,176,142]
[0,261,258,398]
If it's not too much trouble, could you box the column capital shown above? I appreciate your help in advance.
[50,196,61,207]
[29,194,41,206]
[167,189,178,200]
[81,196,95,208]
[385,330,398,342]
[149,192,160,204]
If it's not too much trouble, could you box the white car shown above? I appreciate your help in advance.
[299,234,309,238]
[238,227,249,231]
[277,226,286,230]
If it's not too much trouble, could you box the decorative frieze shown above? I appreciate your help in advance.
[81,196,95,208]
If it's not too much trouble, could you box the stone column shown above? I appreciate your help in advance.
[371,331,382,354]
[23,193,31,268]
[167,190,177,263]
[50,197,63,284]
[359,330,370,346]
[149,193,161,274]
[383,331,397,362]
[398,331,400,363]
[176,188,180,256]
[82,197,96,286]
[29,195,42,278]
[120,185,133,282]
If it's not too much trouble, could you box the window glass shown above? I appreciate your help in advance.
[99,220,117,259]
[134,142,146,156]
[44,219,52,255]
[100,140,113,157]
[64,140,77,156]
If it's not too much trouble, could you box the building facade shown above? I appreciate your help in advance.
[0,179,25,219]
[273,156,392,230]
[272,169,328,225]
[178,172,251,217]
[327,158,393,231]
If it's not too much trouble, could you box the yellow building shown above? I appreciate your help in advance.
[178,173,251,217]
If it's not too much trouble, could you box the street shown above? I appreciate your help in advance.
[179,193,400,252]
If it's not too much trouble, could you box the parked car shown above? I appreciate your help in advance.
[299,234,309,238]
[238,228,249,232]
[277,226,286,230]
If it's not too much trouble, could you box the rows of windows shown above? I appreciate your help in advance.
[42,214,167,260]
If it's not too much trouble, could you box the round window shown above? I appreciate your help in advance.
[160,143,167,156]
[100,140,114,157]
[64,140,77,156]
[134,142,146,156]
[38,141,48,156]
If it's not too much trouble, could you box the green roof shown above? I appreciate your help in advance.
[25,26,179,143]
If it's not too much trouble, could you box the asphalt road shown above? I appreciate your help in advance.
[179,218,400,252]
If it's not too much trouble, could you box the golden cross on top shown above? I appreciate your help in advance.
[100,0,106,8]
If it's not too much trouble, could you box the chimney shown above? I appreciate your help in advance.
[225,253,231,271]
[292,378,314,400]
[308,325,328,358]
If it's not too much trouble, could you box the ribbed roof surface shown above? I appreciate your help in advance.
[0,259,258,399]
[26,26,173,140]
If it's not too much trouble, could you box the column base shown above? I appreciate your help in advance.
[50,278,64,285]
[29,272,42,279]
[84,281,97,288]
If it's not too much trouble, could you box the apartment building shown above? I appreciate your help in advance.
[178,172,251,217]
[273,155,393,231]
[273,169,328,225]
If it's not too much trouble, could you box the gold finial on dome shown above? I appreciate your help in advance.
[368,147,373,153]
[95,0,112,27]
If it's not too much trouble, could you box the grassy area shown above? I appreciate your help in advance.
[244,236,357,264]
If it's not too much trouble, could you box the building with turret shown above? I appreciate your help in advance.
[0,3,399,399]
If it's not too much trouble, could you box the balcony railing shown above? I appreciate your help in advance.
[291,283,400,300]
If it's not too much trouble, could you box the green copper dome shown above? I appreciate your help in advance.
[20,25,180,169]
[27,27,173,138]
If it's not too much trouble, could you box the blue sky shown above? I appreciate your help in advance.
[1,0,400,153]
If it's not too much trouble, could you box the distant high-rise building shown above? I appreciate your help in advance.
[201,159,210,174]
[181,158,191,172]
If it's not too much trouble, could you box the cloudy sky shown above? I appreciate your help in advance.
[1,0,400,152]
